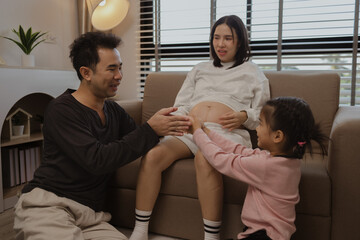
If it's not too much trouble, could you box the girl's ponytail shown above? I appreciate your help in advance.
[264,97,329,159]
[308,123,329,157]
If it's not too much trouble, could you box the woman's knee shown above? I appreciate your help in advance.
[140,145,174,173]
[194,151,217,175]
[141,147,162,169]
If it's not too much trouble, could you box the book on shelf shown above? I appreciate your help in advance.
[2,144,42,189]
[9,148,15,187]
[25,148,32,182]
[13,147,20,185]
[2,148,20,188]
[35,146,41,168]
[19,149,26,184]
[1,148,11,188]
[30,147,36,178]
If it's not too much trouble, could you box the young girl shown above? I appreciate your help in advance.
[130,15,270,240]
[190,96,328,240]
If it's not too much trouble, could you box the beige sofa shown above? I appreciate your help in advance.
[106,71,360,240]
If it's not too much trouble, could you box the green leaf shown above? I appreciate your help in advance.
[27,32,39,49]
[0,25,46,55]
[28,31,47,47]
[12,28,20,39]
[18,26,29,53]
[2,36,27,54]
[30,39,46,52]
[25,27,32,51]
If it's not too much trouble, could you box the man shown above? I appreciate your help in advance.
[13,32,191,240]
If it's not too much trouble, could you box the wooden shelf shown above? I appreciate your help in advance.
[1,132,43,147]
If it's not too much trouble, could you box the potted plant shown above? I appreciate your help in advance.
[1,25,47,67]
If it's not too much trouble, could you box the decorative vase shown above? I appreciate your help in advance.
[12,125,25,136]
[21,54,35,67]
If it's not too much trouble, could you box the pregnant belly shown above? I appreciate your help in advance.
[189,101,233,124]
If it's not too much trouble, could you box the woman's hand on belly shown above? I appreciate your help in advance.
[218,111,248,131]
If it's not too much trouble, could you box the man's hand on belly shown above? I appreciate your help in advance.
[218,111,248,131]
[148,107,192,136]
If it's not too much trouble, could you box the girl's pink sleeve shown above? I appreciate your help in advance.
[193,129,266,185]
[207,130,256,156]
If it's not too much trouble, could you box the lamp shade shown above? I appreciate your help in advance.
[90,0,130,31]
[86,0,103,14]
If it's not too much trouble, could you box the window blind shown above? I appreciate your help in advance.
[137,0,359,105]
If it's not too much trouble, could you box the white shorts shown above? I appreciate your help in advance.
[168,122,252,155]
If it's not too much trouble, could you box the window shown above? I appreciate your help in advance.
[138,0,359,105]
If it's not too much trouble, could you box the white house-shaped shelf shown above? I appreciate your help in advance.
[5,107,32,140]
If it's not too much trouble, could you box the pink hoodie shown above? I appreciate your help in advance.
[193,129,301,240]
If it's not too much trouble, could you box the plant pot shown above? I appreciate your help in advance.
[12,125,25,136]
[21,54,35,67]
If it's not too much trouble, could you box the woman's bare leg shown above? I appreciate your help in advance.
[135,137,192,210]
[195,151,223,219]
[195,151,223,239]
[130,137,192,240]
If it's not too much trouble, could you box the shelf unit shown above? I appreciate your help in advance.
[1,132,43,148]
[1,132,44,209]
[0,67,79,212]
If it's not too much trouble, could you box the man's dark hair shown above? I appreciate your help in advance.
[69,32,122,80]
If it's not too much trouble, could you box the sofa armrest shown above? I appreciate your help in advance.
[327,106,360,240]
[115,99,143,125]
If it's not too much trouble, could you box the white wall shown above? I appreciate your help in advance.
[112,0,139,100]
[0,0,139,100]
[0,0,77,69]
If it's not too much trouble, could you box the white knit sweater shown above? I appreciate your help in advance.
[173,60,270,130]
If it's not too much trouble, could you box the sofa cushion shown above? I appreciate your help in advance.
[297,154,331,217]
[142,72,186,124]
[110,158,141,190]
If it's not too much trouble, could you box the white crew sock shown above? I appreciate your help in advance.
[203,218,221,240]
[129,209,152,240]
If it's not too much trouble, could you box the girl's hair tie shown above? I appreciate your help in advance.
[297,141,306,147]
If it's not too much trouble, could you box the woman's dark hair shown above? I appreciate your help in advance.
[210,15,251,68]
[69,31,122,80]
[261,96,328,159]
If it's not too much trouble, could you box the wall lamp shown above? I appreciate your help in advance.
[80,0,130,33]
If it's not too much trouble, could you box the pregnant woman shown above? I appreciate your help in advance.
[130,15,270,240]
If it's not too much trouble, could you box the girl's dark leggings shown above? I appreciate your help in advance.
[239,226,272,240]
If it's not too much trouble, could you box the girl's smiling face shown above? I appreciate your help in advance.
[256,111,275,151]
[212,24,239,63]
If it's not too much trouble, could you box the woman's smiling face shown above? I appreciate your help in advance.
[212,23,239,63]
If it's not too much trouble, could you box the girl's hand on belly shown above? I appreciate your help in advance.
[219,111,248,131]
[188,115,203,134]
[189,115,211,135]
